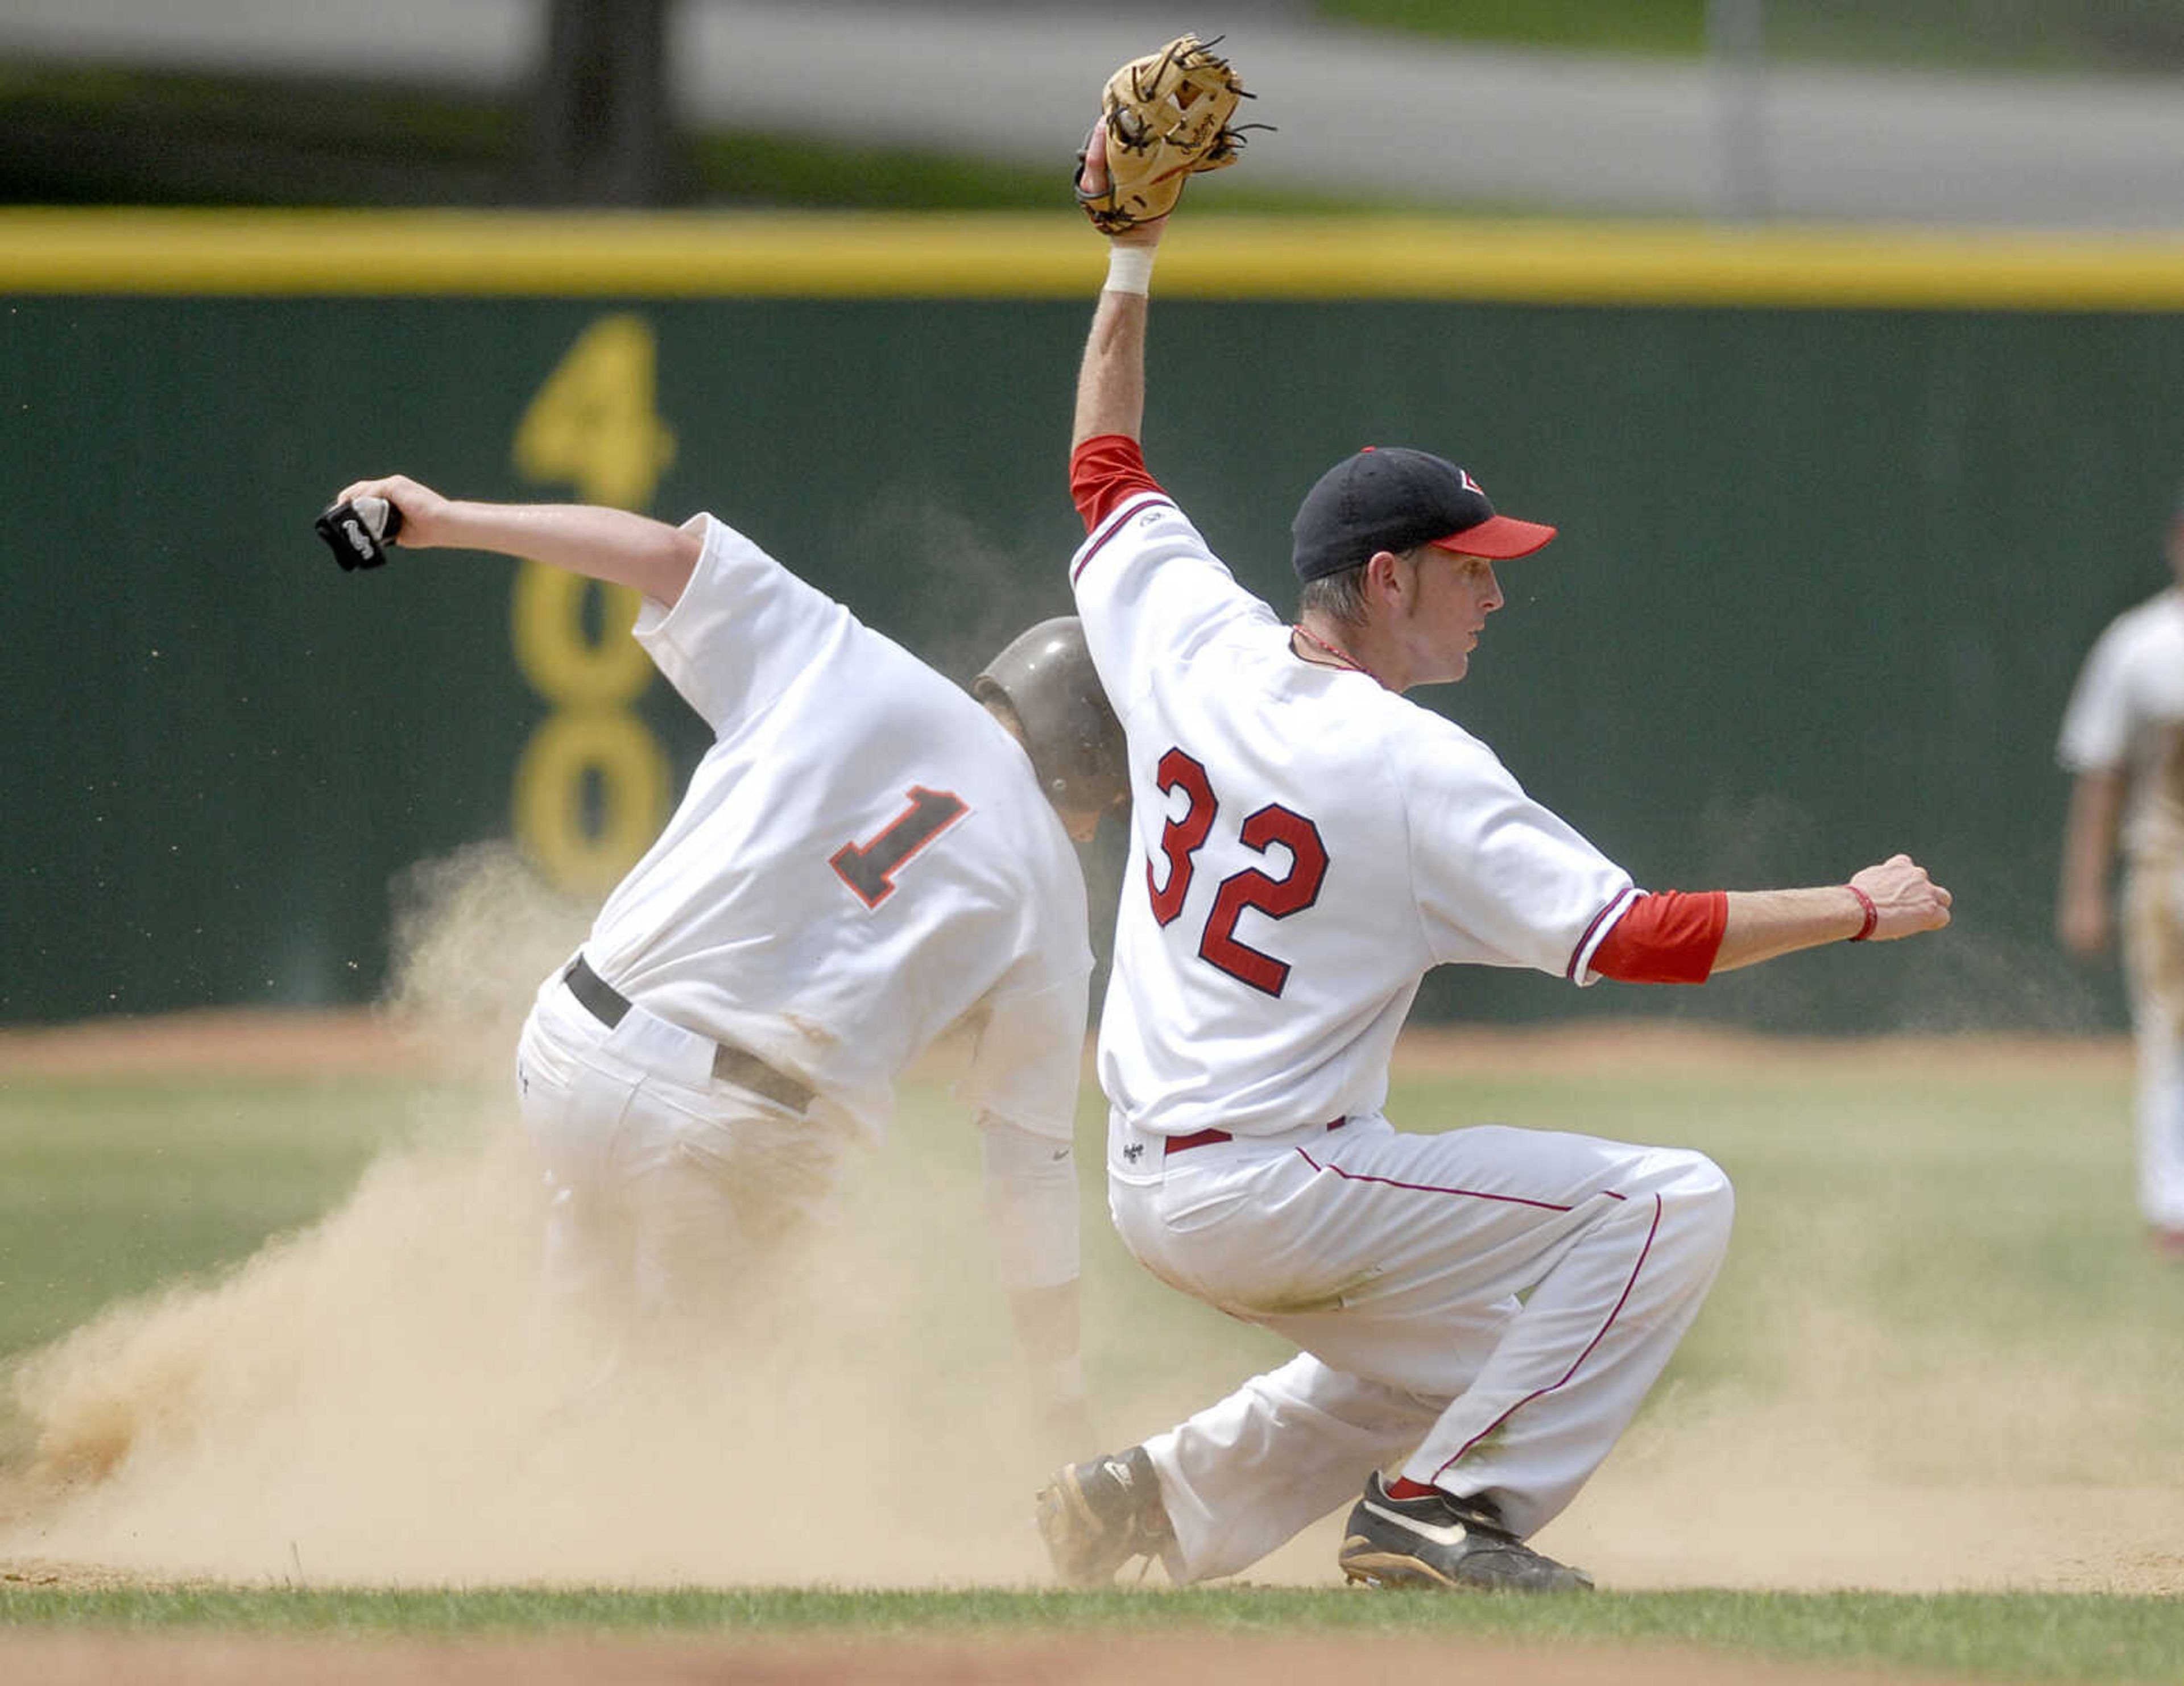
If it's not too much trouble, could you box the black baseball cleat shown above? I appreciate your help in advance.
[1337,1472,1594,1593]
[1036,1444,1178,1587]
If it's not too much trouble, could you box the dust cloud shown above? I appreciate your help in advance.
[0,846,1062,1587]
[5,846,2179,1593]
[1209,1288,2184,1596]
[1531,1286,2184,1594]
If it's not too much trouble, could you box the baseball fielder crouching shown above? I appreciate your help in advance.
[1036,128,1953,1592]
[329,474,1124,1442]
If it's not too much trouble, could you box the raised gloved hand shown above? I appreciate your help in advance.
[1074,34,1257,235]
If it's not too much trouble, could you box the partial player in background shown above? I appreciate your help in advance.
[322,474,1125,1452]
[1036,38,1953,1596]
[2056,491,2184,1255]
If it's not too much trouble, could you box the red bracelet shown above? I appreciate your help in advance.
[1846,884,1879,942]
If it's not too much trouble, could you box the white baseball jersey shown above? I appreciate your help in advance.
[581,513,1093,1142]
[2058,586,2184,867]
[1070,491,1634,1155]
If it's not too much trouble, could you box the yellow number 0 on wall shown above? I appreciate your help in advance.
[507,314,678,893]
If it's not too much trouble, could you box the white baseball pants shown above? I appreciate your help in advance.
[2123,864,2184,1230]
[513,965,848,1344]
[1107,1111,1733,1584]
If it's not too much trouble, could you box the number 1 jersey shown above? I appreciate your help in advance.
[584,515,1093,1142]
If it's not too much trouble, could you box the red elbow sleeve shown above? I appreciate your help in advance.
[1591,889,1728,984]
[1071,434,1165,530]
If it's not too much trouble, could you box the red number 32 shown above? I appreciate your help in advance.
[1147,747,1328,997]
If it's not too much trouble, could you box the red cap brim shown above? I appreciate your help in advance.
[1427,515,1558,560]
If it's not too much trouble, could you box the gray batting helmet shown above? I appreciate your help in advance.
[973,617,1128,815]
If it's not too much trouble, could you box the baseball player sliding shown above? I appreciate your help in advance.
[1037,38,1953,1593]
[324,474,1125,1446]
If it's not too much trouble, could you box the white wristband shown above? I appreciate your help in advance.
[1104,246,1156,296]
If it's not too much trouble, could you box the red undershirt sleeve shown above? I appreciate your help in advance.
[1591,889,1728,984]
[1071,434,1167,531]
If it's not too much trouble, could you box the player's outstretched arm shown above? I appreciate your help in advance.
[1073,284,1151,451]
[1711,854,1952,973]
[1067,34,1248,463]
[334,473,700,607]
[1070,131,1163,453]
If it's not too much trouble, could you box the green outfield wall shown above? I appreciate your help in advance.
[9,210,2184,1033]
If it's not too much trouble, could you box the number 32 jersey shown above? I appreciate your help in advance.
[582,513,1093,1144]
[1070,491,1635,1149]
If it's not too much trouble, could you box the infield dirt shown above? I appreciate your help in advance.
[1,1009,2174,1601]
[0,851,2174,1606]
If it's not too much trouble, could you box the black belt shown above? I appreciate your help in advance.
[562,954,817,1115]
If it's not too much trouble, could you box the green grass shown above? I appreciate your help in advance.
[2,1039,2179,1681]
[2,1051,2167,1448]
[0,1076,410,1358]
[2,1584,2182,1681]
[1385,1058,2184,1482]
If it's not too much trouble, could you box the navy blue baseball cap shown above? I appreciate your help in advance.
[1290,447,1558,582]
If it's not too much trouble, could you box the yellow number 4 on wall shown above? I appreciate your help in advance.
[508,313,677,894]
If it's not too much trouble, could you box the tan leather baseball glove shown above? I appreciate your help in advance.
[1075,34,1256,235]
